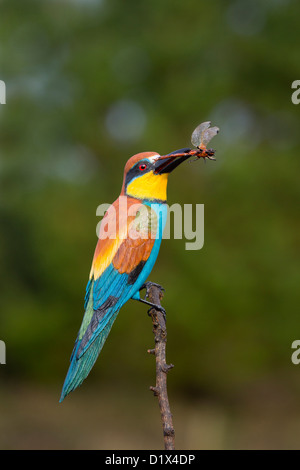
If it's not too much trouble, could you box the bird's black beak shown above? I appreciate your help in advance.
[154,148,192,174]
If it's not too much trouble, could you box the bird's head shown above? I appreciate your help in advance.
[121,149,192,202]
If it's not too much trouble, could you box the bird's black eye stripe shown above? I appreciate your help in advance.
[125,160,154,188]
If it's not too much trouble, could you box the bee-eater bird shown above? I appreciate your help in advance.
[60,148,196,402]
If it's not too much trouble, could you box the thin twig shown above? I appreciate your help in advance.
[147,284,175,450]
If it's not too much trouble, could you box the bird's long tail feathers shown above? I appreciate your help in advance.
[59,310,118,402]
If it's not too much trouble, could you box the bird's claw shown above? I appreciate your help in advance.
[138,282,166,323]
[140,281,165,300]
[147,305,166,323]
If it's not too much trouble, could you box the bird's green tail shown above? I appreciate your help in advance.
[59,310,118,402]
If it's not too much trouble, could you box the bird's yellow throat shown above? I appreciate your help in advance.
[126,172,168,201]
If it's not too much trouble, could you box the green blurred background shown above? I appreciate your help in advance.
[0,0,300,449]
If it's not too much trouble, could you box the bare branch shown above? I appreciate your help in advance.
[147,284,175,450]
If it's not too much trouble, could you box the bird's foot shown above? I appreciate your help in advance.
[137,297,166,317]
[137,282,166,323]
[147,304,167,324]
[139,281,165,300]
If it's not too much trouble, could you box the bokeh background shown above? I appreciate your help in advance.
[0,0,299,449]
